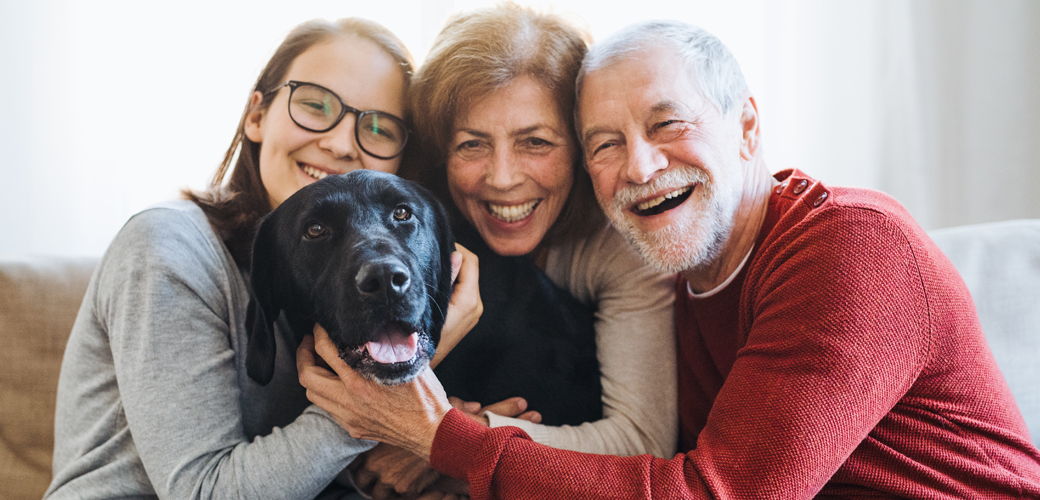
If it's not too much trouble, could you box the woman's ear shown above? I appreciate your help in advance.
[244,91,266,143]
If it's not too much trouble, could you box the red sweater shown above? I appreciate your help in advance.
[430,170,1040,499]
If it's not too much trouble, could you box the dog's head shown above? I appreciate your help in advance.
[246,170,454,386]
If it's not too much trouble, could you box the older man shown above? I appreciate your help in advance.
[299,21,1040,499]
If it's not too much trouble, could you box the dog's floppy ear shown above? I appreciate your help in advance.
[246,212,283,386]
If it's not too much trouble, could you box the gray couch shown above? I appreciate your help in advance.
[1,220,1037,500]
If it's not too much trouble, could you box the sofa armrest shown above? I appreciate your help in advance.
[0,255,97,500]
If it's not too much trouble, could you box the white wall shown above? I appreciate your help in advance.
[2,0,1038,257]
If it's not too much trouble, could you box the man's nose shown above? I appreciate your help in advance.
[624,136,668,184]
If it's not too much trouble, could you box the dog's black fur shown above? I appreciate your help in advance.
[246,170,454,386]
[246,170,602,426]
[434,223,602,426]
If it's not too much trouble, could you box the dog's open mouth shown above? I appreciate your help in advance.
[362,323,419,364]
[335,320,433,385]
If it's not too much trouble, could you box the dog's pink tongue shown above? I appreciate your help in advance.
[365,329,418,364]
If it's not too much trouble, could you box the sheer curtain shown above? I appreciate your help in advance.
[758,0,1040,230]
[1,0,1037,256]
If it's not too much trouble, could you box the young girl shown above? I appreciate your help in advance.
[45,18,478,500]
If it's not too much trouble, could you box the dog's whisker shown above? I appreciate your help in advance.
[424,290,447,321]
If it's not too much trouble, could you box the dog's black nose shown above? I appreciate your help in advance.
[355,261,411,301]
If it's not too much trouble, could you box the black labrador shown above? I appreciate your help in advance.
[246,170,454,385]
[246,169,601,426]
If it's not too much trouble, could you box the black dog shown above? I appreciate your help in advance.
[246,170,602,427]
[246,170,454,385]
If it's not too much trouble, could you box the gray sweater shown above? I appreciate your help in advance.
[45,201,372,499]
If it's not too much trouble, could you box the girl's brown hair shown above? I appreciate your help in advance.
[184,17,415,268]
[409,2,603,248]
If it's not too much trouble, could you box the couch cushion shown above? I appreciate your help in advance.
[0,256,97,500]
[930,219,1040,446]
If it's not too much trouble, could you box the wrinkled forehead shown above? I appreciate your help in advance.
[577,46,708,133]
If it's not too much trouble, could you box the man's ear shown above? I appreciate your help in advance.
[739,94,761,161]
[244,91,266,143]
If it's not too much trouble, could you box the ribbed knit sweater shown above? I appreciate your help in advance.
[429,170,1040,499]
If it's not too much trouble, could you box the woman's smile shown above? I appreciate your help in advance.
[447,76,576,257]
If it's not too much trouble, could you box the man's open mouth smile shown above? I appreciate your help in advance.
[632,185,694,216]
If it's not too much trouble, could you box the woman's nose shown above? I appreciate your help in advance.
[317,116,360,160]
[485,149,524,190]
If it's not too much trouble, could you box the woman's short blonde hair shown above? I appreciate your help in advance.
[409,2,603,246]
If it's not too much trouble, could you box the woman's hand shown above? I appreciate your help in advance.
[448,397,543,426]
[431,244,482,368]
[297,327,452,460]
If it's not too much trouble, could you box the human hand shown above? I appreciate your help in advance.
[297,327,452,460]
[447,397,542,426]
[349,443,441,499]
[431,244,481,368]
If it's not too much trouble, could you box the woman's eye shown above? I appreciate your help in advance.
[304,223,327,239]
[393,205,412,221]
[458,140,481,150]
[528,137,550,147]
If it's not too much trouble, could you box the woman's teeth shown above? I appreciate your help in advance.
[301,164,329,180]
[636,186,691,211]
[488,200,538,223]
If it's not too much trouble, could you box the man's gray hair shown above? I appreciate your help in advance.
[576,20,748,117]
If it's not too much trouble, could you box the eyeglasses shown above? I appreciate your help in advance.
[268,80,409,160]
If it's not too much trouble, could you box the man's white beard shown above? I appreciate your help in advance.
[601,167,736,274]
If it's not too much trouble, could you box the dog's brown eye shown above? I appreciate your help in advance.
[304,223,327,239]
[393,205,412,221]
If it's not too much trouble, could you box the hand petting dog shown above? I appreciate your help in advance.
[297,243,484,460]
[347,396,542,500]
[299,328,448,459]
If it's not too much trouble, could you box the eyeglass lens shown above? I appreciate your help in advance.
[287,82,407,159]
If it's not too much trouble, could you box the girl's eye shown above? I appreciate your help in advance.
[393,205,412,221]
[305,223,327,239]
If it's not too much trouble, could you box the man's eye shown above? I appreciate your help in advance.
[653,120,687,140]
[304,223,328,239]
[393,205,412,221]
[591,141,615,156]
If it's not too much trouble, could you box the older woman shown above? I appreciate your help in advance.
[324,4,678,498]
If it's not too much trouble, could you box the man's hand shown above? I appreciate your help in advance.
[297,327,452,460]
[349,443,442,499]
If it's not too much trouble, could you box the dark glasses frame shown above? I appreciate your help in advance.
[267,80,409,160]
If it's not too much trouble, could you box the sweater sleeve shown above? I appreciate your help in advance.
[486,225,678,459]
[432,205,931,499]
[87,207,371,499]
